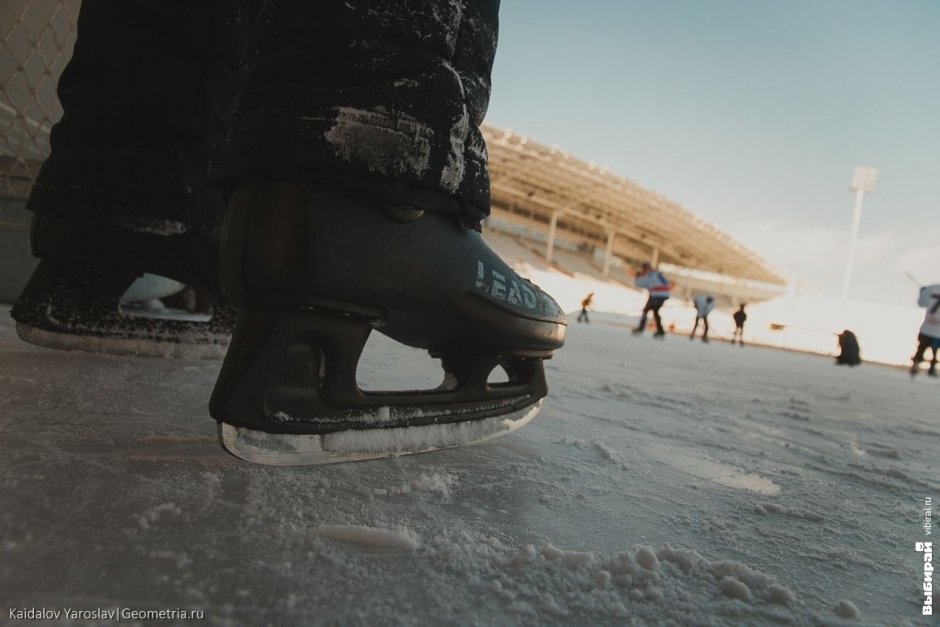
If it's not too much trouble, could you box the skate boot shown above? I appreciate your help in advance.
[11,213,234,358]
[210,179,567,465]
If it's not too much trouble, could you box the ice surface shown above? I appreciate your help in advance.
[0,306,936,625]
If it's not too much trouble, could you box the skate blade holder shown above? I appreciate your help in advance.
[210,305,549,465]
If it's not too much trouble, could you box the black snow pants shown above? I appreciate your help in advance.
[912,333,940,371]
[691,315,709,339]
[638,296,667,334]
[27,0,499,232]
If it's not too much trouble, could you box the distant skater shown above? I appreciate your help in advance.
[577,292,594,323]
[690,295,714,342]
[732,304,747,346]
[835,330,861,366]
[910,283,940,378]
[632,262,670,338]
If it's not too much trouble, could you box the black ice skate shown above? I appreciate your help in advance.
[210,179,567,465]
[12,213,234,358]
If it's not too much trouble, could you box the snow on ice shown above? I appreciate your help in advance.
[310,525,419,551]
[0,299,937,625]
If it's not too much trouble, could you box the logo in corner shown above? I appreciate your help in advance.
[916,541,933,615]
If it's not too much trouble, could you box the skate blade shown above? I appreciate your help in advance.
[218,401,542,466]
[15,321,229,359]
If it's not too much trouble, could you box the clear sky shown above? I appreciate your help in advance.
[484,0,940,306]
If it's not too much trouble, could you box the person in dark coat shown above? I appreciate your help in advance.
[835,330,861,366]
[732,304,747,346]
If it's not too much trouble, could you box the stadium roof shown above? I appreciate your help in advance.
[483,125,786,287]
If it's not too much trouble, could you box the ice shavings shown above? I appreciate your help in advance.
[833,599,860,619]
[324,106,432,179]
[634,547,659,571]
[540,542,594,567]
[867,446,902,460]
[310,525,418,551]
[766,584,795,606]
[151,550,192,569]
[424,534,801,623]
[560,437,627,468]
[593,570,612,590]
[410,472,455,496]
[754,502,825,522]
[368,472,456,498]
[321,419,490,453]
[646,445,781,495]
[719,576,751,600]
[134,503,182,530]
[320,404,539,454]
[438,62,469,192]
[592,440,618,461]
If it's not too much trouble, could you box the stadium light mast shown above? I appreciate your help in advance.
[842,165,878,301]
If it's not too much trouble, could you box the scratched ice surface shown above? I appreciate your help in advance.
[0,306,936,626]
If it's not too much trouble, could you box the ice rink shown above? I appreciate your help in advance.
[1,306,936,626]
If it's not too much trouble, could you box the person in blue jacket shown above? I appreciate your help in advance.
[632,262,671,338]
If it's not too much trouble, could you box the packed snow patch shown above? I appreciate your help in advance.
[419,528,805,623]
[719,576,751,600]
[369,472,456,498]
[134,503,182,530]
[834,599,860,619]
[541,542,595,567]
[310,525,419,551]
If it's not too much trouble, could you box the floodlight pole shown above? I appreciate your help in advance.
[603,230,615,276]
[545,210,559,263]
[841,189,865,301]
[842,165,878,301]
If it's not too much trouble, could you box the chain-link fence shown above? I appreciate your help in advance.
[1,0,79,200]
[1,0,78,301]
